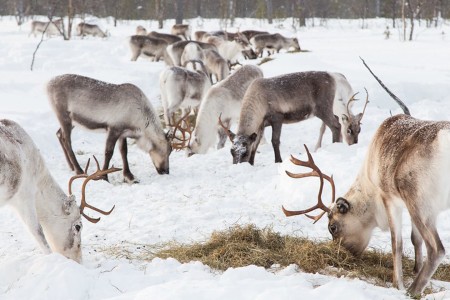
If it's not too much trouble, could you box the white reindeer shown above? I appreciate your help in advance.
[29,19,62,37]
[180,42,205,67]
[0,119,118,262]
[284,111,450,297]
[204,35,251,66]
[160,61,212,126]
[47,74,172,184]
[187,65,263,156]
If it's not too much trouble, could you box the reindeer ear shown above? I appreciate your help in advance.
[356,112,363,122]
[341,114,349,124]
[63,194,77,215]
[336,197,350,214]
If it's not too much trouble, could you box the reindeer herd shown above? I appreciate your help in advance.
[4,20,449,297]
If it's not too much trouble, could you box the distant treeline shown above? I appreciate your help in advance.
[1,0,448,28]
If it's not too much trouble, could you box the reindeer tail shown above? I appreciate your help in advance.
[360,57,410,116]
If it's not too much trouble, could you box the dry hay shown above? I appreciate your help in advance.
[100,224,450,293]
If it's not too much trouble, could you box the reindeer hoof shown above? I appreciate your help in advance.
[124,175,139,184]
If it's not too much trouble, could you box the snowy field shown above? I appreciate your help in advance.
[1,15,450,299]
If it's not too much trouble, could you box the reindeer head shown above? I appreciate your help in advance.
[283,145,374,257]
[234,33,252,51]
[340,89,369,145]
[218,114,260,164]
[327,197,373,256]
[48,157,120,263]
[291,37,301,51]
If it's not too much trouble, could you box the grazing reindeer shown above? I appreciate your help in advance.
[187,65,263,156]
[180,42,205,67]
[164,40,217,66]
[47,74,172,183]
[160,61,211,127]
[136,25,147,36]
[76,22,107,38]
[241,30,269,41]
[0,119,118,262]
[29,19,62,37]
[129,35,168,62]
[194,30,207,42]
[250,33,301,57]
[221,71,366,165]
[205,35,251,66]
[284,109,450,297]
[171,24,191,40]
[202,49,229,83]
[148,31,182,45]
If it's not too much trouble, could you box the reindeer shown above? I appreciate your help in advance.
[250,33,301,57]
[241,29,269,41]
[187,65,263,156]
[171,24,191,40]
[148,31,182,45]
[136,25,147,36]
[160,61,211,127]
[76,22,107,38]
[180,42,205,68]
[194,30,207,42]
[220,71,367,165]
[29,19,62,37]
[204,35,251,66]
[129,35,168,62]
[283,110,450,297]
[0,119,118,262]
[202,49,229,83]
[164,40,217,66]
[47,74,172,183]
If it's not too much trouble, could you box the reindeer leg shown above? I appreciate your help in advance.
[102,129,121,182]
[14,194,51,254]
[56,128,74,171]
[407,210,445,296]
[411,222,424,274]
[118,137,138,184]
[315,122,327,151]
[270,119,283,163]
[382,196,404,290]
[59,122,84,174]
[249,127,264,165]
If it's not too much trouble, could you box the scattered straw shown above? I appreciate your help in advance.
[99,224,450,293]
[257,57,274,65]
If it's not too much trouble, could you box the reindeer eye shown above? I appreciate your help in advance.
[328,223,338,235]
[347,128,353,135]
[75,225,81,232]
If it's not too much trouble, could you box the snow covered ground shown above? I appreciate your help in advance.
[0,15,450,299]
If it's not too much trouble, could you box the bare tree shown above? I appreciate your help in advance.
[266,0,273,24]
[175,0,184,24]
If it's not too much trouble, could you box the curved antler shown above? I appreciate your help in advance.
[345,92,360,120]
[170,112,194,151]
[68,156,121,223]
[282,144,336,223]
[79,156,121,223]
[218,113,235,141]
[358,88,370,124]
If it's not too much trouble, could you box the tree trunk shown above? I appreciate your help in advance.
[175,0,184,24]
[402,0,406,40]
[67,0,73,40]
[196,0,201,17]
[266,0,273,24]
[392,0,397,28]
[156,0,164,29]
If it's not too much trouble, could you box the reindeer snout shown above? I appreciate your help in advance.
[157,168,169,175]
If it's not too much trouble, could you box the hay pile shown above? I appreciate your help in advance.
[101,224,450,291]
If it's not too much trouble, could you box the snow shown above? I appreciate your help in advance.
[0,15,450,299]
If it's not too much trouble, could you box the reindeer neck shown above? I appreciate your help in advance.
[237,95,268,136]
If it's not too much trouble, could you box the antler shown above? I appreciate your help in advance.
[218,113,235,141]
[345,92,360,119]
[358,88,370,124]
[282,144,335,223]
[170,112,194,150]
[68,156,121,223]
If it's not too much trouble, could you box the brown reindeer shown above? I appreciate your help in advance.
[47,74,172,183]
[129,35,168,61]
[284,111,450,297]
[250,33,301,57]
[171,24,191,40]
[220,71,367,165]
[147,31,182,45]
